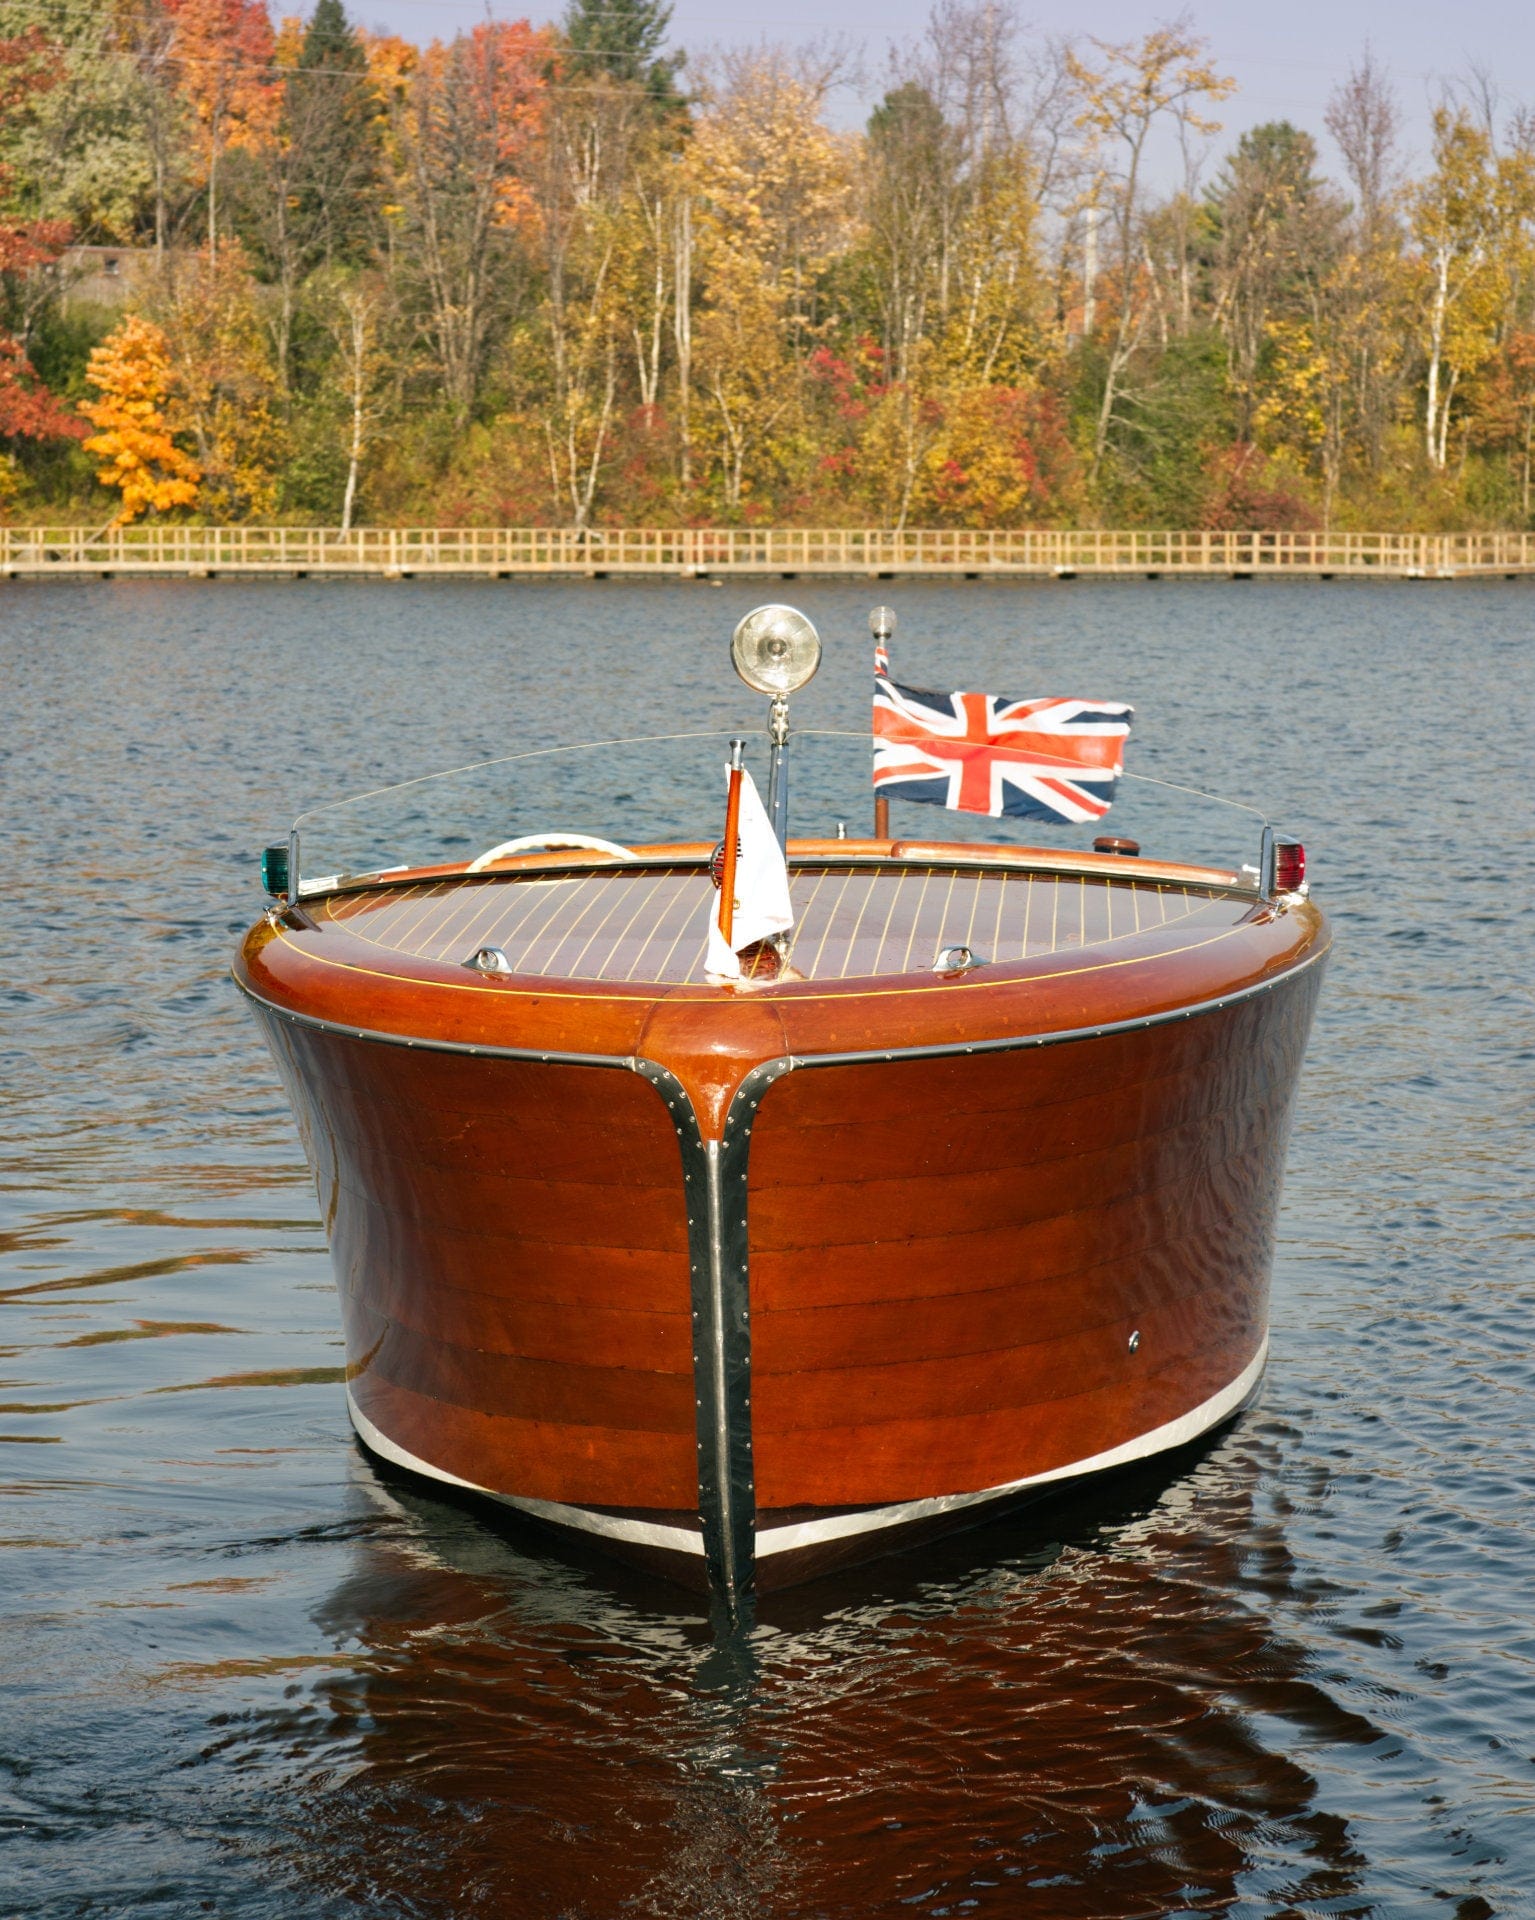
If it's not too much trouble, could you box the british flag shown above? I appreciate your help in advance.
[873,648,1133,823]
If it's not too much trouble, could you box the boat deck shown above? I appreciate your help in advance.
[316,859,1252,986]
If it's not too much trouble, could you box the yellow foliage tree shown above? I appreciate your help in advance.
[161,257,284,522]
[81,315,202,523]
[685,57,853,513]
[1253,320,1329,457]
[1413,110,1535,469]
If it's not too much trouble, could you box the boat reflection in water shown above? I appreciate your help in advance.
[261,1421,1371,1919]
[234,605,1327,1618]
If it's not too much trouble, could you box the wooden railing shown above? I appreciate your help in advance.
[2,525,1533,576]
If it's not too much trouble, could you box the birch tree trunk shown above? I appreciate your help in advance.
[673,197,693,492]
[340,305,365,535]
[1425,249,1449,467]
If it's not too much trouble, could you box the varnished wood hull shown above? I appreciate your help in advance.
[236,845,1327,1601]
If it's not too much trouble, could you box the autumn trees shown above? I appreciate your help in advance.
[4,0,1535,529]
[0,20,84,500]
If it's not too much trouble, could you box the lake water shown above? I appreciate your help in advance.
[1,577,1531,1918]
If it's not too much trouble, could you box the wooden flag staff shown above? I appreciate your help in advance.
[719,738,745,946]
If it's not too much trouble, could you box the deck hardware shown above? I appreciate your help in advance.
[1094,836,1141,857]
[934,945,984,974]
[1128,1330,1141,1353]
[467,945,513,974]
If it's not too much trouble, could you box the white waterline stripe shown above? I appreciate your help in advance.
[348,1340,1266,1565]
[346,1391,706,1556]
[754,1337,1269,1558]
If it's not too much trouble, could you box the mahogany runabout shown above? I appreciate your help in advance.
[237,833,1327,1608]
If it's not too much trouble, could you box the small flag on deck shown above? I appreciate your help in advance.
[705,764,793,980]
[873,646,1133,824]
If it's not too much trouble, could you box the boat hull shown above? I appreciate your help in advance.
[240,881,1325,1598]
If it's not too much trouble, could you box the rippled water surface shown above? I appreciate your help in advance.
[2,578,1532,1917]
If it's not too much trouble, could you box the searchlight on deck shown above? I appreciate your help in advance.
[730,603,822,696]
[730,604,822,847]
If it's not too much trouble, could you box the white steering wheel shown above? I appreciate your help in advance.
[467,833,639,872]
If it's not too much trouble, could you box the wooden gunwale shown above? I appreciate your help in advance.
[247,904,1292,1025]
[236,931,1325,1065]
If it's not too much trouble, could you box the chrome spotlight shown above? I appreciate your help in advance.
[729,605,821,849]
[731,604,822,697]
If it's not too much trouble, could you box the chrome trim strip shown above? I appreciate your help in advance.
[755,1338,1270,1558]
[347,1392,705,1555]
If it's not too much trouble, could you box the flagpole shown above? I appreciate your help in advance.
[870,605,896,843]
[719,739,745,947]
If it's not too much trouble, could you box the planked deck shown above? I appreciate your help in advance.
[4,525,1534,580]
[321,863,1249,986]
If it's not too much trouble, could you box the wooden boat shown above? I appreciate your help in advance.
[234,609,1327,1613]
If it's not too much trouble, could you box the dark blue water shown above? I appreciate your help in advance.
[1,577,1531,1917]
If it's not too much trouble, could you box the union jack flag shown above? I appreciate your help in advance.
[873,647,1133,823]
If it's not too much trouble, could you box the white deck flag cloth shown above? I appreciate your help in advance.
[705,765,794,980]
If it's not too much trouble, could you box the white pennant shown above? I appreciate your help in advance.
[705,766,793,980]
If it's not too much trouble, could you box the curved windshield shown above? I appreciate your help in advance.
[286,727,1271,895]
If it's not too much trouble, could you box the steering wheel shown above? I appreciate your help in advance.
[467,833,639,872]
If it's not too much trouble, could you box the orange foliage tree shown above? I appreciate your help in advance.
[164,0,279,262]
[81,315,202,522]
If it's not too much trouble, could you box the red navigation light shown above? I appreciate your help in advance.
[1274,839,1306,893]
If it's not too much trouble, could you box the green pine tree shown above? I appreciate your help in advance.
[560,0,685,111]
[288,0,380,267]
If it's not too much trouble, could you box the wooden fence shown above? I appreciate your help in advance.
[2,525,1533,578]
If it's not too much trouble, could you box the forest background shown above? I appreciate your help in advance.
[1,0,1533,532]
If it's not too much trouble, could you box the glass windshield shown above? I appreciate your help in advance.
[288,727,1267,894]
